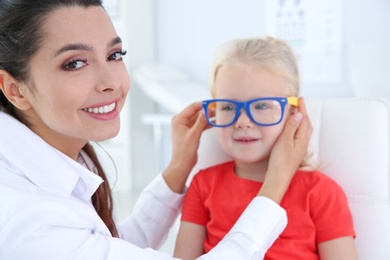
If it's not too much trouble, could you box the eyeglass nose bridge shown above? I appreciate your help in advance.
[233,102,254,125]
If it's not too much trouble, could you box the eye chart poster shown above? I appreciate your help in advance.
[265,0,343,83]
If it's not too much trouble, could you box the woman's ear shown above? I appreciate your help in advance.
[0,70,32,110]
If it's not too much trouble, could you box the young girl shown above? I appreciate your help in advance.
[0,1,313,259]
[174,37,358,259]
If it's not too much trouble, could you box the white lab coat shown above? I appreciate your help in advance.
[0,111,287,259]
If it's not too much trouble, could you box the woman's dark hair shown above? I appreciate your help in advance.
[0,0,119,237]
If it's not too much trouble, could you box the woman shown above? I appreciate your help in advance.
[0,0,312,259]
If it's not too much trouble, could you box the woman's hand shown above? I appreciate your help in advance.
[162,102,210,193]
[259,97,313,203]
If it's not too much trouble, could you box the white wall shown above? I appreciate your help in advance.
[155,0,268,84]
[154,0,390,99]
[344,0,390,97]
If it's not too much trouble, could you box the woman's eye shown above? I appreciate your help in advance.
[63,59,88,70]
[108,50,127,61]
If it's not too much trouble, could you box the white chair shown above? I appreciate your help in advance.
[190,97,390,260]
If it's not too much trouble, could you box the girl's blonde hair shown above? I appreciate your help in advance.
[209,36,317,171]
[209,36,300,98]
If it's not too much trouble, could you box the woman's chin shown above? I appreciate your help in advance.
[91,128,120,142]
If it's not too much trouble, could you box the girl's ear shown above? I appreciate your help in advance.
[0,70,32,110]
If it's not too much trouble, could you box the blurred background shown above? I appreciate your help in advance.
[97,0,390,254]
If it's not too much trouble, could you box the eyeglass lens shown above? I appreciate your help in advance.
[206,100,282,126]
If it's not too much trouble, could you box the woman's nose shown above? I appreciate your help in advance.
[235,109,254,129]
[96,64,121,92]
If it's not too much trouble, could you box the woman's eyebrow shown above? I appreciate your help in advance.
[54,37,122,57]
[55,43,93,57]
[108,36,122,48]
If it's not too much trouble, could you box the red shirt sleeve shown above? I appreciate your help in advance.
[181,170,209,226]
[309,173,356,243]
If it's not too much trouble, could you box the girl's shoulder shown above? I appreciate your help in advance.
[286,171,348,207]
[293,170,342,189]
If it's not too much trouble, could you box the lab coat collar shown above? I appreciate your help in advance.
[0,112,103,199]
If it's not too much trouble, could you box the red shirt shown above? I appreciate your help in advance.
[181,161,355,260]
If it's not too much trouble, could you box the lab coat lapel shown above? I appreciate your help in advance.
[0,112,102,198]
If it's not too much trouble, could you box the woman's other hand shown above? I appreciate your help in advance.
[162,102,210,193]
[259,97,313,203]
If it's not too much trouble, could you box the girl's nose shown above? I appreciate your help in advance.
[235,109,254,129]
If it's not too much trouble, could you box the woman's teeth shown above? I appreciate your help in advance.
[83,103,116,114]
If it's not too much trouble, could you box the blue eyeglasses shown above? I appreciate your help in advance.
[201,97,298,127]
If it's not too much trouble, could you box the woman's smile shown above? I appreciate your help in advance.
[82,102,116,114]
[82,101,120,121]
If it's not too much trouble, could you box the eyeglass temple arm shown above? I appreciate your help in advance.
[287,97,299,107]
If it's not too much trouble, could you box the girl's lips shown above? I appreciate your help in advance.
[234,137,259,142]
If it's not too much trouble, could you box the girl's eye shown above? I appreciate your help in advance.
[254,102,270,110]
[108,50,127,61]
[63,59,88,70]
[221,103,235,111]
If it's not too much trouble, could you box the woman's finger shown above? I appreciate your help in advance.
[278,110,303,143]
[294,98,312,143]
[190,110,210,139]
[172,102,203,127]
